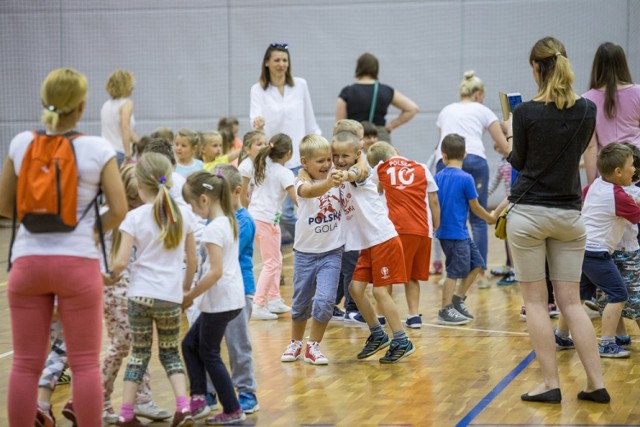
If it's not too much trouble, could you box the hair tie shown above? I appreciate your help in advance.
[202,183,213,190]
[158,175,167,189]
[216,170,223,178]
[269,142,274,149]
[46,105,58,114]
[555,52,561,57]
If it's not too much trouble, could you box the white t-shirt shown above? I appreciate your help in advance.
[248,159,295,224]
[294,180,344,253]
[170,171,186,205]
[101,97,134,154]
[197,217,245,313]
[250,77,321,168]
[340,178,398,251]
[617,185,640,252]
[238,158,255,201]
[435,101,498,161]
[119,203,194,304]
[9,131,116,262]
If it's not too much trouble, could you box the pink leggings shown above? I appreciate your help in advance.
[253,220,283,306]
[8,256,103,427]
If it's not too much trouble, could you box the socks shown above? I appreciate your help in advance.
[370,323,385,338]
[392,329,407,342]
[176,395,189,412]
[120,403,135,421]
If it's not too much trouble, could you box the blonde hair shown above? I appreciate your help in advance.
[254,133,292,186]
[459,71,484,98]
[300,134,331,159]
[183,170,238,239]
[136,153,183,249]
[366,141,397,167]
[110,164,140,264]
[40,68,87,129]
[529,37,576,109]
[105,69,135,99]
[211,163,242,191]
[333,119,363,137]
[239,130,266,163]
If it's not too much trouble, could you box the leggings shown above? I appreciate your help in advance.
[253,220,283,306]
[8,256,103,427]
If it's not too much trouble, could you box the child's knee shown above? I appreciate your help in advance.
[312,299,334,323]
[291,303,312,322]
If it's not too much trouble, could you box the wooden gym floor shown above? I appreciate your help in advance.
[0,226,639,426]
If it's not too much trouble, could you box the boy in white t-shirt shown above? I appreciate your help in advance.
[280,135,347,365]
[333,131,415,364]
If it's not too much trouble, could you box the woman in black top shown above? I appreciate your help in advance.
[335,53,418,142]
[506,37,608,404]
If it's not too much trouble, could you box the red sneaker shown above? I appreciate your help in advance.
[304,341,329,365]
[280,339,303,362]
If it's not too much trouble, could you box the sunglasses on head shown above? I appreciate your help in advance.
[270,43,288,49]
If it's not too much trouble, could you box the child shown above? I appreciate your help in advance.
[181,170,248,425]
[581,143,640,358]
[361,121,379,152]
[143,136,186,205]
[174,128,203,177]
[239,130,268,208]
[248,133,298,320]
[333,131,415,363]
[280,135,346,365]
[435,134,495,325]
[201,131,241,171]
[367,141,440,329]
[34,317,68,426]
[110,153,197,427]
[218,116,243,166]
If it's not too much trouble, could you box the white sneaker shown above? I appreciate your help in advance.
[134,401,172,421]
[252,303,278,320]
[267,298,291,314]
[103,402,119,424]
[304,341,329,365]
[281,339,303,362]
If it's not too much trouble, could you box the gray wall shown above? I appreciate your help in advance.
[2,0,638,204]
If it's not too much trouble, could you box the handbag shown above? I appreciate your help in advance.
[495,98,589,240]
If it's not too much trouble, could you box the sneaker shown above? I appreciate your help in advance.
[405,314,423,329]
[205,408,246,425]
[555,331,575,350]
[519,305,527,320]
[189,397,211,420]
[170,409,195,427]
[599,341,631,358]
[548,303,560,318]
[35,406,56,427]
[431,260,443,275]
[252,303,278,320]
[452,295,474,320]
[116,416,146,427]
[281,339,303,362]
[357,333,390,359]
[437,305,471,325]
[331,306,345,320]
[344,311,366,324]
[205,393,219,411]
[379,339,416,364]
[377,315,387,326]
[304,341,329,365]
[135,401,172,421]
[267,298,291,314]
[103,402,119,425]
[497,272,517,286]
[62,400,76,426]
[616,335,632,349]
[476,277,491,289]
[57,369,71,385]
[490,266,513,276]
[238,391,259,414]
[584,298,602,314]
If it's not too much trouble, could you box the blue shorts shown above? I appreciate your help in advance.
[580,250,628,304]
[439,238,486,279]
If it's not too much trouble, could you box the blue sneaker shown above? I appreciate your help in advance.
[377,315,387,326]
[599,341,631,358]
[555,331,575,350]
[615,335,632,349]
[405,314,422,329]
[344,311,366,325]
[205,392,219,411]
[379,339,416,364]
[357,333,390,359]
[331,306,345,320]
[238,391,259,414]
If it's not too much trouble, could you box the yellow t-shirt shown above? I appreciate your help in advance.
[204,155,230,171]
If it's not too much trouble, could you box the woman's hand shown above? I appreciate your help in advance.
[182,291,194,311]
[252,116,265,130]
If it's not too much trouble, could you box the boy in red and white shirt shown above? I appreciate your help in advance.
[367,142,440,328]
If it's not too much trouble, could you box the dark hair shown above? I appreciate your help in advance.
[150,127,174,143]
[441,133,466,160]
[622,142,640,181]
[253,133,292,186]
[259,44,294,90]
[597,143,632,176]
[134,135,152,159]
[529,37,576,109]
[219,127,234,154]
[218,116,239,130]
[355,53,379,80]
[143,137,176,166]
[361,121,378,138]
[589,42,633,120]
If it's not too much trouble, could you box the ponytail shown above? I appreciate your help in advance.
[253,133,292,186]
[529,37,576,110]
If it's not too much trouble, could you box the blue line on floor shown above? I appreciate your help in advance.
[471,425,638,426]
[456,350,536,427]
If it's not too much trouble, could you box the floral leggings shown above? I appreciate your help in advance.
[102,279,153,405]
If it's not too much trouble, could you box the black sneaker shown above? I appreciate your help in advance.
[379,339,416,364]
[356,333,390,359]
[332,306,345,320]
[57,369,71,385]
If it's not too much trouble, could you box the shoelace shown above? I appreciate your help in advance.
[308,344,325,358]
[285,341,301,354]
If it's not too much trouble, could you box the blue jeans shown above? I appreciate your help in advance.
[280,166,301,241]
[437,154,489,263]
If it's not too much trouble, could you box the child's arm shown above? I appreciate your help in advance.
[183,242,222,310]
[354,152,370,181]
[226,147,242,163]
[297,171,343,199]
[583,133,598,184]
[428,191,440,231]
[108,230,134,284]
[241,176,251,208]
[469,199,496,225]
[286,185,299,208]
[183,232,197,292]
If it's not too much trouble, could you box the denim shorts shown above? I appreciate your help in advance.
[439,238,485,279]
[580,250,628,304]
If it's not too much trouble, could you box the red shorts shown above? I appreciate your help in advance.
[352,236,407,286]
[400,234,432,281]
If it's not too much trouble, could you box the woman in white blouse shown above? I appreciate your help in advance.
[250,43,321,241]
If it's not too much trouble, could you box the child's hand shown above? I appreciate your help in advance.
[330,170,346,186]
[252,116,265,130]
[103,271,120,286]
[485,212,497,225]
[182,291,194,311]
[297,169,312,183]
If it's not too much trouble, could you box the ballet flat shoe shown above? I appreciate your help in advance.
[577,388,610,403]
[521,388,562,403]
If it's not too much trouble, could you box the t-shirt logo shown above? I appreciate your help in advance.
[386,165,415,190]
[380,266,390,279]
[307,193,341,233]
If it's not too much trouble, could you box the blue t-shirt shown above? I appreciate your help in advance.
[236,207,256,295]
[175,159,204,177]
[435,167,478,240]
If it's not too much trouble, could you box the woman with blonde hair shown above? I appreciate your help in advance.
[0,67,127,426]
[101,69,138,166]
